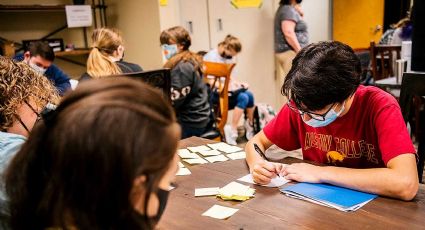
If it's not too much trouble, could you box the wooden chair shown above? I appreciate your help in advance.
[202,61,236,140]
[399,72,425,183]
[369,41,401,81]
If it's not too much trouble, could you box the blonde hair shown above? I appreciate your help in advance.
[160,26,202,71]
[87,28,123,78]
[0,57,60,131]
[219,35,242,53]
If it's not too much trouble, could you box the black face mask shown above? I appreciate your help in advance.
[296,0,302,3]
[138,188,170,224]
[220,51,233,60]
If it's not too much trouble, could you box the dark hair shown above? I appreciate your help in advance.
[27,41,55,62]
[5,77,179,230]
[280,0,291,5]
[160,26,191,51]
[160,26,202,71]
[282,41,361,111]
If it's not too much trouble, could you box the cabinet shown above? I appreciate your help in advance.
[179,0,278,109]
[0,1,107,66]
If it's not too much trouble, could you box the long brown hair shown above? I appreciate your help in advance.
[87,28,123,78]
[5,77,179,230]
[160,26,202,71]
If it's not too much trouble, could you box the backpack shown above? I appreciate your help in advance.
[252,103,276,134]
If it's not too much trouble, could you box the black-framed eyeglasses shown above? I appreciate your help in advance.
[286,100,336,121]
[24,101,41,121]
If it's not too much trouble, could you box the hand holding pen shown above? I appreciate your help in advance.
[253,143,282,179]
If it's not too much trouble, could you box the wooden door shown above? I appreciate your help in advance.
[333,0,384,49]
[207,0,277,108]
[179,0,211,52]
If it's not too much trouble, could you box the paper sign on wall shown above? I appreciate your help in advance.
[160,0,168,6]
[65,5,92,28]
[231,0,263,9]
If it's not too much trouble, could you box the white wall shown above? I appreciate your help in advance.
[159,0,181,31]
[107,0,163,70]
[301,0,331,42]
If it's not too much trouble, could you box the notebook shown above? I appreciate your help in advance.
[280,183,377,212]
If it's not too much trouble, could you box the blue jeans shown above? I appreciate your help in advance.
[229,90,254,110]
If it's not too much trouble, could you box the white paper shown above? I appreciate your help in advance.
[178,149,201,159]
[176,167,191,176]
[226,151,246,160]
[219,181,254,197]
[65,5,93,28]
[207,142,231,150]
[207,142,242,153]
[178,162,185,168]
[202,205,239,219]
[183,158,208,165]
[195,187,220,197]
[187,145,211,152]
[197,149,222,156]
[204,155,229,163]
[237,174,289,187]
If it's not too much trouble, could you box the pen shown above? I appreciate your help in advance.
[253,143,281,178]
[253,143,270,161]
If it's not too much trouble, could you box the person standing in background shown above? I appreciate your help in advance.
[203,35,255,145]
[274,0,309,107]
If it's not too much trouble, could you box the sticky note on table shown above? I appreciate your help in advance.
[178,162,185,168]
[187,145,211,152]
[218,181,255,201]
[226,151,246,160]
[183,158,208,165]
[237,173,289,187]
[205,154,229,163]
[207,142,231,150]
[197,149,222,156]
[178,149,201,159]
[195,187,220,197]
[176,167,191,176]
[202,205,239,219]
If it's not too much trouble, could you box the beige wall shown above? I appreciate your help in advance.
[159,0,181,31]
[107,0,163,70]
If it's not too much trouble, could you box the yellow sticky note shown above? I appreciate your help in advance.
[159,0,168,6]
[231,0,263,9]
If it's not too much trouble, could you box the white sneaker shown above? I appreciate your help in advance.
[244,120,255,140]
[224,125,238,145]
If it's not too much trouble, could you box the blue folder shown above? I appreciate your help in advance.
[280,183,378,211]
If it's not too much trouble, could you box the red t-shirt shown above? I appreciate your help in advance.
[264,85,416,168]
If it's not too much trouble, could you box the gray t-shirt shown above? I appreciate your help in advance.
[274,5,309,53]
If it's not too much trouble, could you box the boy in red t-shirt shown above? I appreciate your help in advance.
[246,41,418,200]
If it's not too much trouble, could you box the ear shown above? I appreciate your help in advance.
[24,51,31,61]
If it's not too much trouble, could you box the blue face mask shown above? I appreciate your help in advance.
[303,103,345,128]
[162,44,178,60]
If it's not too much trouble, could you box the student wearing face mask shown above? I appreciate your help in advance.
[203,35,256,145]
[0,57,59,227]
[13,41,71,96]
[246,41,418,201]
[5,77,180,230]
[80,27,143,81]
[160,26,211,139]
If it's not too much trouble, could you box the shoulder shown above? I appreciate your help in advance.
[0,132,26,162]
[204,49,221,62]
[354,85,399,112]
[117,61,143,73]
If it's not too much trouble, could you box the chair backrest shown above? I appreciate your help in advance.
[369,41,401,81]
[112,68,171,102]
[202,61,236,138]
[399,72,425,182]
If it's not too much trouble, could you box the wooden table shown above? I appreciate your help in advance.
[158,137,425,230]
